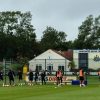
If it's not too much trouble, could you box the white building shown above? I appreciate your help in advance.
[73,49,100,70]
[29,49,70,73]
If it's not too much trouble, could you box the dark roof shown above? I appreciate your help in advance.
[52,49,73,61]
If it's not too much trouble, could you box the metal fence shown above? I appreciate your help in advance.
[0,58,100,86]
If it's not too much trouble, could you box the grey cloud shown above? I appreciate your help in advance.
[0,0,100,40]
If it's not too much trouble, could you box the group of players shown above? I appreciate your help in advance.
[55,68,86,87]
[0,68,88,87]
[0,69,22,86]
[28,70,46,86]
[0,69,47,86]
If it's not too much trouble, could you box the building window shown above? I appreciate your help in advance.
[78,53,88,70]
[47,66,53,71]
[58,66,64,72]
[47,64,53,75]
[36,64,42,71]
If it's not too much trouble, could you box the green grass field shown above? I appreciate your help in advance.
[0,76,100,100]
[0,84,100,100]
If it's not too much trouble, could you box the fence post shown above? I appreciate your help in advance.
[3,59,12,85]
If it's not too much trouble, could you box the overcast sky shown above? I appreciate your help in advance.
[0,0,100,40]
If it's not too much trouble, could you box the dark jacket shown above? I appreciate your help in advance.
[41,71,46,78]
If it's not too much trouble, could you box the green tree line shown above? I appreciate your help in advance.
[0,11,100,62]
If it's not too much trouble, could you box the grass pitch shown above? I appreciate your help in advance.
[0,84,100,100]
[0,75,100,100]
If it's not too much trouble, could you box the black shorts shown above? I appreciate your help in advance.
[9,78,14,82]
[19,76,22,80]
[79,76,84,81]
[29,77,33,81]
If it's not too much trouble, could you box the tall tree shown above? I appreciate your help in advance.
[40,26,67,51]
[75,15,100,49]
[93,15,100,48]
[0,11,36,60]
[74,15,94,49]
[15,11,36,59]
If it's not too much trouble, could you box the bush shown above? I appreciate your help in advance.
[10,63,23,71]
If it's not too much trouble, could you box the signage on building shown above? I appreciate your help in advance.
[74,50,100,53]
[93,55,100,62]
[25,76,77,82]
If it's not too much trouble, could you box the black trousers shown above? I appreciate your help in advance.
[9,78,14,85]
[41,77,46,85]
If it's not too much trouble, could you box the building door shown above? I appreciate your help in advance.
[78,53,88,71]
[47,65,53,75]
[47,66,53,71]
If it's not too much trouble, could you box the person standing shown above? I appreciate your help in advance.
[28,70,33,86]
[34,70,39,84]
[79,68,85,87]
[59,70,63,84]
[41,70,46,85]
[56,70,60,86]
[0,70,3,81]
[8,69,15,86]
[56,69,63,86]
[17,70,23,85]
